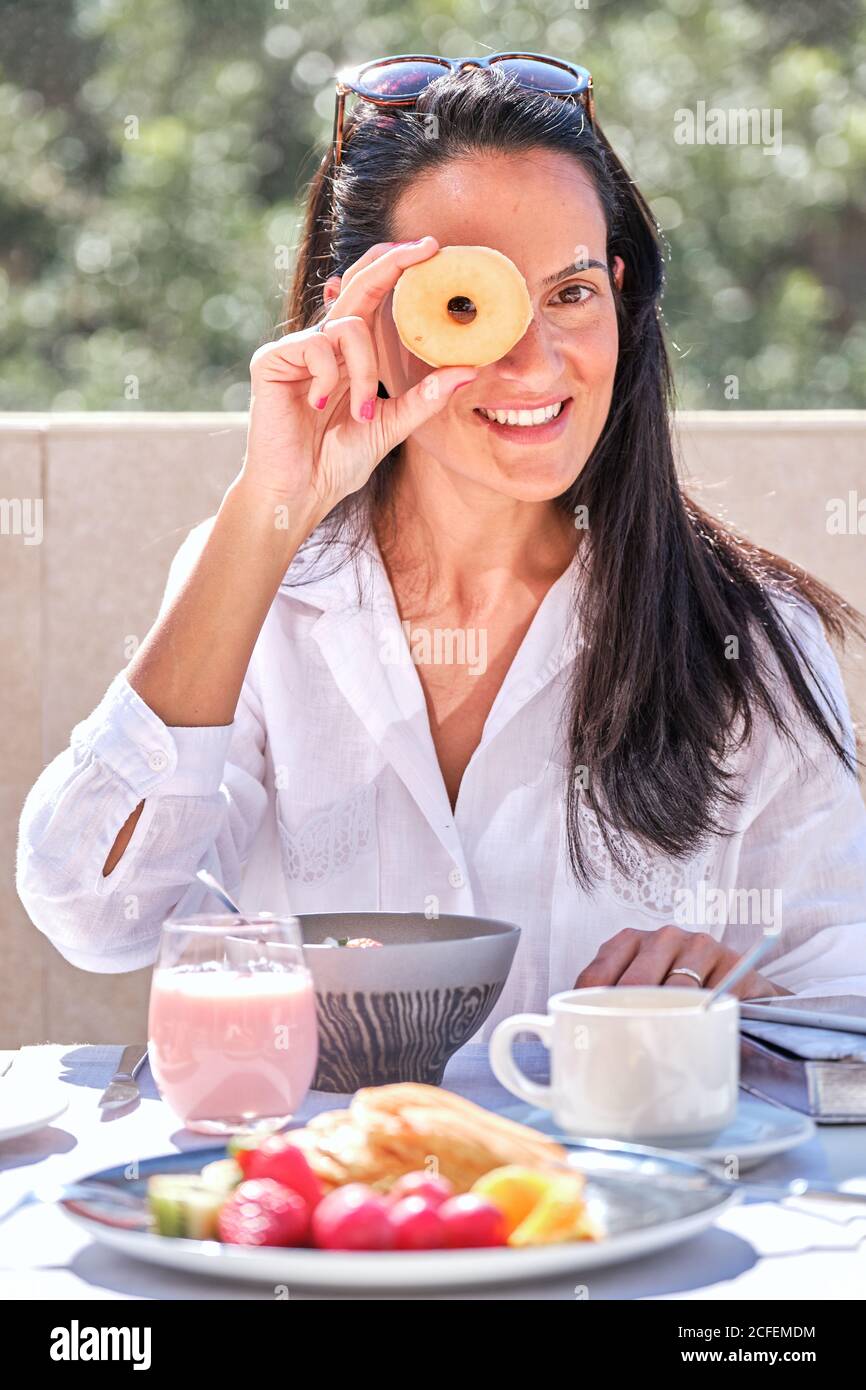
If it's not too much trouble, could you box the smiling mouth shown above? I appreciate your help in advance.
[475,399,566,426]
[472,397,573,437]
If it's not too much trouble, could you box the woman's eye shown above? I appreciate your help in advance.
[552,283,595,308]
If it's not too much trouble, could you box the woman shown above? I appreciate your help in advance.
[16,56,866,1032]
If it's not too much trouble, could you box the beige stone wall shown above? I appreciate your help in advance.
[2,411,865,1045]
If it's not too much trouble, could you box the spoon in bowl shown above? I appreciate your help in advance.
[195,868,244,917]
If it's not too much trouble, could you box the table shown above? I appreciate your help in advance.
[2,1043,866,1301]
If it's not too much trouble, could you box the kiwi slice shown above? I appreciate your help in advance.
[200,1158,243,1192]
[147,1175,225,1240]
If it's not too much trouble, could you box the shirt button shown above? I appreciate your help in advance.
[147,749,169,772]
[448,867,465,889]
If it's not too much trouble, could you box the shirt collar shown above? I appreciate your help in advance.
[278,530,386,615]
[278,523,589,712]
[278,523,588,842]
[278,517,589,767]
[279,522,590,632]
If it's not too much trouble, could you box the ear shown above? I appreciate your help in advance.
[610,255,625,292]
[323,274,342,308]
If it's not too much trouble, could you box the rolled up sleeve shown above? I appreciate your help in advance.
[16,519,269,973]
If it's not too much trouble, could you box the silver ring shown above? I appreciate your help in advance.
[666,966,704,985]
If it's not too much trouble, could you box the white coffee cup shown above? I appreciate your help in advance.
[489,986,740,1144]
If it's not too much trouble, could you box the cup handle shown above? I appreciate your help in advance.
[489,1013,554,1109]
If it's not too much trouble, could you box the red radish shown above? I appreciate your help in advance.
[439,1194,508,1248]
[388,1195,447,1250]
[387,1171,454,1209]
[218,1179,310,1248]
[242,1137,323,1209]
[312,1184,395,1251]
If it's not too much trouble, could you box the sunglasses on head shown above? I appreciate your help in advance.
[331,52,595,169]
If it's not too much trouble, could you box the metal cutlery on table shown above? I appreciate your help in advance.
[0,1180,149,1230]
[604,1169,866,1207]
[725,1176,866,1206]
[549,1137,866,1208]
[97,1043,149,1117]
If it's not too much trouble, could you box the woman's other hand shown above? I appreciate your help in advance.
[573,925,792,998]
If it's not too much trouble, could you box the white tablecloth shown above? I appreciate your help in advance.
[2,1044,866,1301]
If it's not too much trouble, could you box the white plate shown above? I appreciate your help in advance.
[0,1078,69,1143]
[62,1143,738,1292]
[502,1093,815,1173]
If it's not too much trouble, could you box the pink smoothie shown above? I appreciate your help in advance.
[148,966,318,1130]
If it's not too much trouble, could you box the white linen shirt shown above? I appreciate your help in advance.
[16,517,866,1038]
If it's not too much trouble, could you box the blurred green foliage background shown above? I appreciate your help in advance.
[1,0,864,410]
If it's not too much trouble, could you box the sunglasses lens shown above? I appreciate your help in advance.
[495,57,590,94]
[359,59,451,99]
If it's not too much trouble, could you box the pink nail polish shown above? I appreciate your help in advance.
[315,395,329,409]
[361,397,376,421]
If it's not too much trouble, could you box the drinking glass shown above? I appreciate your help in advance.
[148,913,318,1136]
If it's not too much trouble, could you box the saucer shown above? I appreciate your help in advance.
[501,1092,816,1172]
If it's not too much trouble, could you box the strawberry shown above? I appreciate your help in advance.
[242,1136,324,1209]
[218,1179,310,1248]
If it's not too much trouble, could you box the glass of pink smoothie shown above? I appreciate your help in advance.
[148,914,318,1136]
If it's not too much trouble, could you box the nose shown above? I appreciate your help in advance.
[490,314,566,389]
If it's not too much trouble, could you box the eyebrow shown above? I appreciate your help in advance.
[539,259,609,290]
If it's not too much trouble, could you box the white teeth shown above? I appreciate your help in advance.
[479,401,564,426]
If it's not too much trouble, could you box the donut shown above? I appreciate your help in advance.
[391,245,533,368]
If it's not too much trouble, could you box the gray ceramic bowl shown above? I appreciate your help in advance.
[298,912,520,1093]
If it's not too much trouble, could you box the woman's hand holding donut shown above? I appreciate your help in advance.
[115,241,481,776]
[238,236,479,532]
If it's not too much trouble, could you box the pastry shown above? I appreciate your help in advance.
[286,1083,568,1194]
[391,245,533,367]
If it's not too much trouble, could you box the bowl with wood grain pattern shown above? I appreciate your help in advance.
[299,912,521,1092]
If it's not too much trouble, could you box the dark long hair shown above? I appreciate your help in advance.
[281,66,865,888]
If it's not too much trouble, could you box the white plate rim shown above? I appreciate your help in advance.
[62,1151,740,1292]
[0,1089,69,1144]
[65,1199,740,1290]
